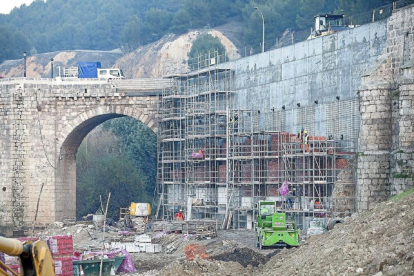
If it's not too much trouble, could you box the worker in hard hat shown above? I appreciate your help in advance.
[230,112,239,132]
[175,209,184,221]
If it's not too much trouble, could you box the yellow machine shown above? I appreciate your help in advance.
[120,203,151,233]
[0,236,55,276]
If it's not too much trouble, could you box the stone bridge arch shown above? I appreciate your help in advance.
[0,78,165,235]
[55,106,158,222]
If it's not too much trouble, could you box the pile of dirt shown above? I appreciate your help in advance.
[211,247,271,267]
[158,256,252,276]
[256,190,414,276]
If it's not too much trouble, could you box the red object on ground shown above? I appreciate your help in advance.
[47,235,74,256]
[53,256,74,276]
[185,244,209,261]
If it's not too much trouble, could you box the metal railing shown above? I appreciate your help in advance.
[187,0,414,71]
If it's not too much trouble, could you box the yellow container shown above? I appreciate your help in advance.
[130,203,151,216]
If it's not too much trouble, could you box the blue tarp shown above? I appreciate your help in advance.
[78,62,101,78]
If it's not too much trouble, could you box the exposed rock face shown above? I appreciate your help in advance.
[0,29,240,79]
[115,30,240,78]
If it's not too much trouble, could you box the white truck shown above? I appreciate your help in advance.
[62,62,125,79]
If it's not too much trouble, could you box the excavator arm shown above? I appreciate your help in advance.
[0,236,55,276]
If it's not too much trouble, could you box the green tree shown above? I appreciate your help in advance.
[338,0,394,15]
[103,117,157,197]
[0,25,32,63]
[121,16,143,52]
[188,33,226,70]
[170,9,191,34]
[296,0,340,29]
[76,126,150,220]
[142,8,173,43]
[182,0,211,29]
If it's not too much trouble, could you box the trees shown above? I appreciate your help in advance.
[76,117,157,220]
[0,0,400,62]
[141,8,173,44]
[0,25,32,63]
[182,0,211,29]
[121,16,143,52]
[188,33,226,70]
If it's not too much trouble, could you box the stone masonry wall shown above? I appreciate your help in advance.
[357,5,414,210]
[0,79,158,236]
[358,80,392,210]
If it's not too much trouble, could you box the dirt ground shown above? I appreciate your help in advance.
[33,189,414,276]
[127,229,278,274]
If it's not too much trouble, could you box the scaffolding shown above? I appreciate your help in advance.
[227,105,358,232]
[157,50,232,222]
[158,52,358,233]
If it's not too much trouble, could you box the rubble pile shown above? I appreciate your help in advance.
[211,247,271,267]
[257,190,414,276]
[159,256,252,276]
[25,190,413,275]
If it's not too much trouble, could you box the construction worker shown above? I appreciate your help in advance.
[230,113,239,132]
[304,130,309,152]
[298,127,305,151]
[175,209,184,221]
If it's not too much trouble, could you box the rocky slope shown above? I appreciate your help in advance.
[0,29,240,79]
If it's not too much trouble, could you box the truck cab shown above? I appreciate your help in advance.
[308,14,350,39]
[97,68,125,80]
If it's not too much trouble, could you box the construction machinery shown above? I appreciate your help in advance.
[120,202,151,233]
[255,201,300,249]
[0,236,55,276]
[308,14,351,39]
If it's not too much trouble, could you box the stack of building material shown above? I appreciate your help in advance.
[218,164,226,183]
[267,184,279,196]
[110,234,162,253]
[173,169,185,183]
[153,220,217,237]
[244,139,252,155]
[221,142,226,156]
[271,132,295,155]
[253,139,266,157]
[267,160,283,182]
[185,244,209,261]
[335,159,348,169]
[195,167,206,182]
[241,163,252,182]
[132,217,146,234]
[47,235,74,276]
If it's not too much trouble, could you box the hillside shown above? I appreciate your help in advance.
[0,29,240,79]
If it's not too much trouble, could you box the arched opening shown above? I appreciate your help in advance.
[55,113,157,222]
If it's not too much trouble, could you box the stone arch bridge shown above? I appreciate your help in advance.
[0,78,171,236]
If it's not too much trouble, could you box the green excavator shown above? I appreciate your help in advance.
[255,201,300,249]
